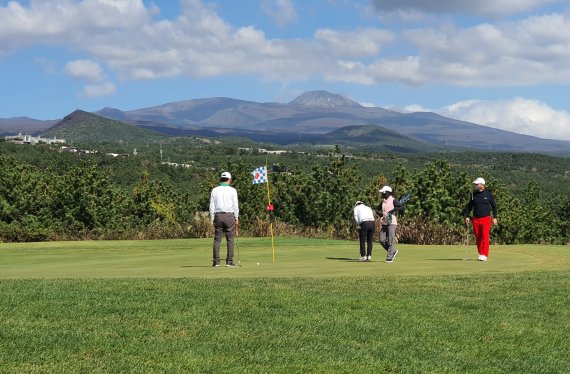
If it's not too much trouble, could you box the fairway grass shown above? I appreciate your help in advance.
[0,237,568,278]
[0,238,568,373]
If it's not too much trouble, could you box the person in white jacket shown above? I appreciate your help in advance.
[354,201,376,261]
[209,171,239,267]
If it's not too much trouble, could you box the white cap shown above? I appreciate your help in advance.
[220,171,232,179]
[355,201,363,207]
[379,186,392,193]
[473,177,485,185]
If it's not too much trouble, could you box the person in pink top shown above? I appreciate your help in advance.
[375,186,404,263]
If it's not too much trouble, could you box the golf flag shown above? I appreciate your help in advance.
[251,164,276,263]
[252,166,268,184]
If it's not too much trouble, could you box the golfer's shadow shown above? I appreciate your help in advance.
[180,265,212,268]
[427,258,466,261]
[326,257,364,262]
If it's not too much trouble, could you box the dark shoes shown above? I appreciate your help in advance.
[385,250,398,263]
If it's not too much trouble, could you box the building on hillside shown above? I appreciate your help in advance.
[161,161,192,168]
[60,146,96,155]
[238,147,288,155]
[4,132,66,145]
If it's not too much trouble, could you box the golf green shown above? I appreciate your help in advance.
[1,238,567,279]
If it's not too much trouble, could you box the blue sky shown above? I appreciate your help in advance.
[1,0,570,141]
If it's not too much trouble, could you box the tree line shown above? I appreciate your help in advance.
[0,143,568,244]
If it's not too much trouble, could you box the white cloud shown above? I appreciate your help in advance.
[0,0,150,46]
[1,0,570,91]
[409,98,570,141]
[260,0,298,27]
[78,82,116,98]
[314,28,393,57]
[64,59,106,81]
[367,56,425,85]
[0,0,396,84]
[402,104,431,112]
[395,14,570,86]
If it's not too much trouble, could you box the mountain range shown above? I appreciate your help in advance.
[1,90,569,155]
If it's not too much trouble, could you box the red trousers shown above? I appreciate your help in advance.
[472,216,491,257]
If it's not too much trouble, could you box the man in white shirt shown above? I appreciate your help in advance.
[209,171,239,267]
[354,201,376,261]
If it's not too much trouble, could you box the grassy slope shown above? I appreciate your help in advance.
[0,238,568,373]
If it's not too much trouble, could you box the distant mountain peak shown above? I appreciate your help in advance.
[58,109,94,122]
[288,90,362,108]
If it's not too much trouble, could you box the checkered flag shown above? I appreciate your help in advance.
[252,166,268,184]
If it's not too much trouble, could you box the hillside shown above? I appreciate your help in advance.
[0,117,57,136]
[94,91,570,155]
[3,91,569,155]
[43,110,167,144]
[314,125,441,153]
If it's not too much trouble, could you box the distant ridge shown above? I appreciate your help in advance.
[2,90,567,155]
[91,90,569,155]
[319,125,439,153]
[0,117,57,135]
[288,90,362,108]
[43,110,166,144]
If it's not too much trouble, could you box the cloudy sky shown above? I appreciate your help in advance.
[1,0,570,141]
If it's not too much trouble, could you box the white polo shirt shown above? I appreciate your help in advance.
[354,204,375,225]
[209,183,239,221]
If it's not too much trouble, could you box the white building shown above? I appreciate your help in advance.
[4,132,66,145]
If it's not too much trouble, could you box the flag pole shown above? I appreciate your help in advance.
[265,162,275,263]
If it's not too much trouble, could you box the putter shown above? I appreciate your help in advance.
[463,224,470,260]
[236,221,241,267]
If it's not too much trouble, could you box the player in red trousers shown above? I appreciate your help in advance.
[463,178,498,261]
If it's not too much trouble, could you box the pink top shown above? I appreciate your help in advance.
[381,196,397,225]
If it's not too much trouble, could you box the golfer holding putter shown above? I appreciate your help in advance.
[209,171,239,267]
[463,177,497,261]
[354,201,376,261]
[376,186,404,263]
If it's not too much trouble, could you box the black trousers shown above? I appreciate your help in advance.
[359,220,375,257]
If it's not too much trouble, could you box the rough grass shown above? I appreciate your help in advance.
[0,238,568,373]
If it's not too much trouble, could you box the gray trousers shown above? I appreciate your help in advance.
[380,224,397,259]
[213,213,236,264]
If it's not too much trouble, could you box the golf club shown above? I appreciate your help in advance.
[236,220,241,267]
[399,192,412,205]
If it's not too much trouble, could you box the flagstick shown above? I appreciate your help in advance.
[265,163,275,263]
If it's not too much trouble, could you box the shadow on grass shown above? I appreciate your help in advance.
[427,258,468,261]
[326,257,365,262]
[180,265,213,268]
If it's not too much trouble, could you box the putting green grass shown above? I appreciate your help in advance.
[0,238,568,373]
[0,237,567,278]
